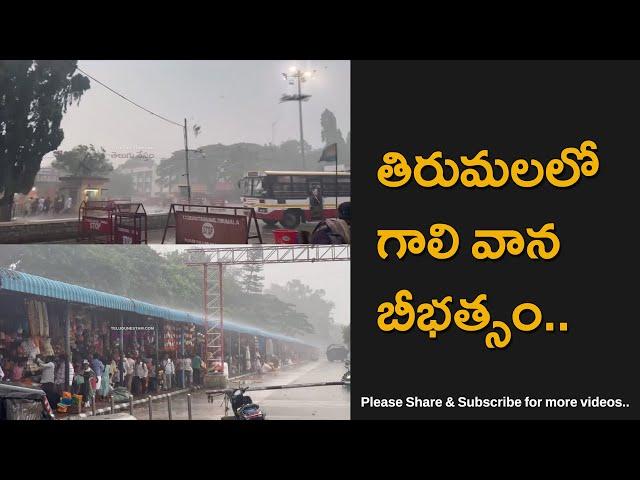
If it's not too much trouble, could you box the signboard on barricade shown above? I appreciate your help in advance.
[161,204,262,244]
[81,217,112,236]
[78,200,146,244]
[114,226,140,244]
[175,211,248,244]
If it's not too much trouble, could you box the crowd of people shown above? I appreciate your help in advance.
[7,351,206,409]
[15,193,73,218]
[2,347,301,411]
[21,194,73,217]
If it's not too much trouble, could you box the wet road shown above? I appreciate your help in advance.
[131,359,349,420]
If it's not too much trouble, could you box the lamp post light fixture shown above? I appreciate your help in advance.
[280,67,316,170]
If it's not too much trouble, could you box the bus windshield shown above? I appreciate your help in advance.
[241,177,266,197]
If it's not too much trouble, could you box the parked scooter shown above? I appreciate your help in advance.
[227,387,266,420]
[342,360,351,387]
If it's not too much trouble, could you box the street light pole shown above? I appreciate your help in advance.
[296,74,306,170]
[281,67,314,171]
[183,118,191,204]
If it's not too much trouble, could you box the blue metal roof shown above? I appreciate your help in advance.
[0,269,135,312]
[131,300,195,324]
[0,269,310,346]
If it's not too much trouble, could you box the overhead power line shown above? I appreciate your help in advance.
[75,66,183,128]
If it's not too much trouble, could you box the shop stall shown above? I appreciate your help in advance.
[0,268,316,411]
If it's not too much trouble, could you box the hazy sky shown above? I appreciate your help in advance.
[150,245,350,325]
[43,60,350,166]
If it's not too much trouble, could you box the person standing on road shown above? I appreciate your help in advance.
[183,356,193,388]
[90,354,104,382]
[109,357,117,388]
[162,355,175,391]
[97,360,111,400]
[116,354,126,387]
[147,359,157,393]
[65,196,73,213]
[80,360,96,408]
[36,355,58,408]
[125,354,135,393]
[134,359,148,395]
[192,353,202,386]
[175,356,184,389]
[255,354,264,374]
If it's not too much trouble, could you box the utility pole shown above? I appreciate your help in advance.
[281,67,315,171]
[296,74,305,169]
[183,118,191,204]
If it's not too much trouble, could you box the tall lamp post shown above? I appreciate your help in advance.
[280,67,315,170]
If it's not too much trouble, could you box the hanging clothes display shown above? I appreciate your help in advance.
[184,324,195,350]
[163,323,178,352]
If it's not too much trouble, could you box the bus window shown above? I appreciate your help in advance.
[240,178,252,196]
[252,177,265,197]
[272,175,292,194]
[338,176,350,195]
[291,175,307,196]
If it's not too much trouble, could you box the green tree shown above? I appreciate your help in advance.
[52,144,114,176]
[239,249,264,294]
[320,109,348,166]
[0,60,90,221]
[154,140,324,201]
[155,154,182,194]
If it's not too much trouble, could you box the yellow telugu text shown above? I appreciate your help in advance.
[378,223,560,260]
[377,290,567,349]
[377,140,599,189]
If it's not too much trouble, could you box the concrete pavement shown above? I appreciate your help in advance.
[130,359,349,420]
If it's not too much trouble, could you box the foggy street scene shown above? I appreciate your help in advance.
[0,244,350,420]
[0,60,350,245]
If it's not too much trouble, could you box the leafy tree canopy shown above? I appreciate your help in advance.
[52,144,114,177]
[0,60,90,220]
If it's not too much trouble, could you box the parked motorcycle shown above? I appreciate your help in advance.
[342,360,351,387]
[228,387,266,420]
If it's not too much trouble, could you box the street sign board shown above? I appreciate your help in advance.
[174,211,249,244]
